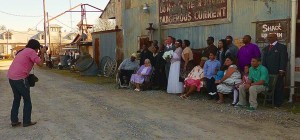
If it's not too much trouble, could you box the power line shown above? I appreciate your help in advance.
[0,10,42,17]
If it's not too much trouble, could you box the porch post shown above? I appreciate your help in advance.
[289,0,297,102]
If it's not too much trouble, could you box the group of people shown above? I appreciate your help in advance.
[118,33,288,112]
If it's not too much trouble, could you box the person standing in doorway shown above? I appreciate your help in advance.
[139,44,153,66]
[262,33,288,107]
[7,39,46,127]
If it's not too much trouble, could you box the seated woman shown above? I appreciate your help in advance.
[130,59,152,91]
[180,57,208,99]
[215,56,242,104]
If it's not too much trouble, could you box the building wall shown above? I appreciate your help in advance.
[92,31,117,60]
[122,0,158,57]
[162,0,291,49]
[121,0,291,57]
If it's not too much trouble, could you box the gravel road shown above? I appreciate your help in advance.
[0,61,299,140]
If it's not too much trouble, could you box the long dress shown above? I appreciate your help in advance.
[130,65,152,84]
[167,47,183,94]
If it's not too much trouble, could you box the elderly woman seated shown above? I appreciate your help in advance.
[130,59,152,91]
[180,57,208,99]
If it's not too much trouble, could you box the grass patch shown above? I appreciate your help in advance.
[287,103,300,114]
[41,68,114,85]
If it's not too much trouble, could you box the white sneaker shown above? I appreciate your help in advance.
[210,92,217,95]
[208,92,212,95]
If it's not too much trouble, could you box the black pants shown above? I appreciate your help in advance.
[206,78,217,93]
[274,76,284,106]
[119,70,134,85]
[206,78,218,99]
[153,68,166,89]
[165,62,171,80]
[9,79,32,124]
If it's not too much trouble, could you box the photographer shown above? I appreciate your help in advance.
[7,39,46,127]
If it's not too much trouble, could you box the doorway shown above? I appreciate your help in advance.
[94,38,100,67]
[138,36,150,51]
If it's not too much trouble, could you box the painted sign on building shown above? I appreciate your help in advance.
[159,0,231,27]
[256,19,290,43]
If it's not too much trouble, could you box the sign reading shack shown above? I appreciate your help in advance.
[256,19,290,43]
[159,0,231,27]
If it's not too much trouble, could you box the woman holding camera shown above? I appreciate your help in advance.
[7,39,46,127]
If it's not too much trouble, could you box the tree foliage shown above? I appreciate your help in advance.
[0,25,6,30]
[93,19,116,32]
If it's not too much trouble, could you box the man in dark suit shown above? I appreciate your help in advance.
[164,36,176,82]
[262,33,288,107]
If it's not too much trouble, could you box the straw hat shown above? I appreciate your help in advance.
[131,53,137,58]
[201,57,208,61]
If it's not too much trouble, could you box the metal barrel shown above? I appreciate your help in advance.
[75,55,98,76]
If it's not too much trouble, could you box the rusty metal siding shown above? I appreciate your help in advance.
[162,0,291,49]
[99,32,117,59]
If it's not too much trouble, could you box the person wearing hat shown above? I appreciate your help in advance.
[118,53,139,86]
[180,57,208,99]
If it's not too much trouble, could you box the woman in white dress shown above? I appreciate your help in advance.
[167,40,183,94]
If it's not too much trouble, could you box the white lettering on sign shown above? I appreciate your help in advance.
[262,23,282,32]
[261,33,283,39]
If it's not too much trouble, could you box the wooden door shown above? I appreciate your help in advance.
[94,38,100,67]
[138,36,150,50]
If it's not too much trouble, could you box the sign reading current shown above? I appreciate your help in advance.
[159,0,228,25]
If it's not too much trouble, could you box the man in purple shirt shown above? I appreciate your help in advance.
[237,35,261,71]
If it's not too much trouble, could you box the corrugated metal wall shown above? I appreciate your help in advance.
[122,0,158,57]
[100,32,117,59]
[163,0,291,49]
[121,0,291,57]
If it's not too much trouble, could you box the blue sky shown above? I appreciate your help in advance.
[0,0,109,31]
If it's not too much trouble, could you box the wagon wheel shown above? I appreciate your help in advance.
[100,56,111,75]
[109,59,118,77]
[103,57,112,77]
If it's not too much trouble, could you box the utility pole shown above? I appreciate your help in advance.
[6,29,8,55]
[43,0,47,48]
[47,12,51,54]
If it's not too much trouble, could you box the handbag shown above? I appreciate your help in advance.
[27,69,38,87]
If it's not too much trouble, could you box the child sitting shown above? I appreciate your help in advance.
[232,64,250,105]
[204,52,221,99]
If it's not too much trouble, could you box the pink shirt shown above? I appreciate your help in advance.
[7,48,41,80]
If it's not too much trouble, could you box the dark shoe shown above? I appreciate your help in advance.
[23,122,37,127]
[11,122,21,127]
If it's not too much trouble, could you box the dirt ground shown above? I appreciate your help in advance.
[0,60,299,140]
